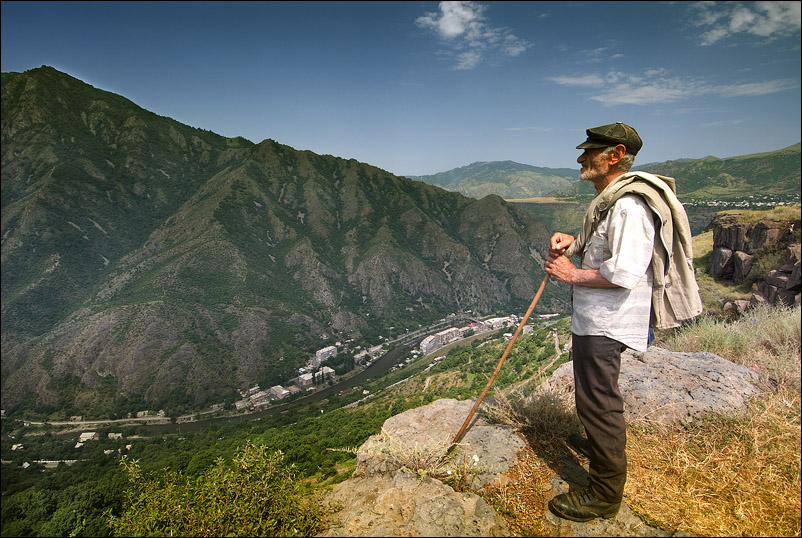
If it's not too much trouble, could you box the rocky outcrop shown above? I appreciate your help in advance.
[707,212,800,314]
[749,243,801,309]
[708,214,795,283]
[319,348,762,537]
[318,399,519,537]
[540,347,761,426]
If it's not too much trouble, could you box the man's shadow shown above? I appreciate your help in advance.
[508,389,591,492]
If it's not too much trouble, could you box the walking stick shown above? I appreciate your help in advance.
[450,273,551,448]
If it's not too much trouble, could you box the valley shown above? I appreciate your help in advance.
[9,308,539,437]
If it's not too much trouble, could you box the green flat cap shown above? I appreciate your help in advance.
[576,122,642,155]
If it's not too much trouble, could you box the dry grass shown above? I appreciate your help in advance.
[632,303,802,536]
[482,390,583,536]
[625,388,801,537]
[721,204,801,224]
[368,427,453,475]
[347,427,488,491]
[482,447,557,537]
[661,303,801,391]
[485,303,801,536]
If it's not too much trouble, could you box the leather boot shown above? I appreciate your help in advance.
[548,486,621,522]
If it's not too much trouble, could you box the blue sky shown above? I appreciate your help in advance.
[2,1,800,176]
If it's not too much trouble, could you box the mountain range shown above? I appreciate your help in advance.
[406,161,578,200]
[409,146,800,202]
[2,66,798,420]
[1,67,561,418]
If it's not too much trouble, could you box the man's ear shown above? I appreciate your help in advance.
[609,144,626,165]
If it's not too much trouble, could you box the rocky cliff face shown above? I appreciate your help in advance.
[752,243,801,308]
[707,212,800,313]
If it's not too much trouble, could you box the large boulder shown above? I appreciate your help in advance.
[540,347,761,426]
[318,469,510,537]
[318,398,521,537]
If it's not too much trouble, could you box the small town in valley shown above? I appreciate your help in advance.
[230,312,533,413]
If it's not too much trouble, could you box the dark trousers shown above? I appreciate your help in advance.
[572,333,628,503]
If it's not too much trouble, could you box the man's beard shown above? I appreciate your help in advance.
[579,167,602,182]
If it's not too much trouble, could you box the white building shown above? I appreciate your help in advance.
[269,385,290,400]
[482,317,514,331]
[316,345,337,363]
[419,327,461,355]
[297,372,315,388]
[249,390,271,406]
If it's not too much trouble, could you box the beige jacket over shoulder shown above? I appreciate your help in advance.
[565,171,704,330]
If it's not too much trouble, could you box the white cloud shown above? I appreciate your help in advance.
[715,79,801,96]
[548,69,800,105]
[547,74,606,87]
[417,0,486,39]
[416,1,531,70]
[503,34,529,57]
[699,119,745,128]
[456,51,482,70]
[691,1,801,46]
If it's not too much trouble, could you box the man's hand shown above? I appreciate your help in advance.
[549,232,574,257]
[545,232,620,289]
[545,250,578,284]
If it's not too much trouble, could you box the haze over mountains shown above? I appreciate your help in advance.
[1,66,799,420]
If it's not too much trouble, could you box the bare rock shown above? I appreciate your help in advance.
[319,398,522,537]
[732,251,755,283]
[355,398,525,490]
[712,215,750,251]
[540,347,761,426]
[750,244,801,307]
[708,247,734,279]
[711,214,794,254]
[319,469,511,537]
[748,219,792,252]
[321,347,761,537]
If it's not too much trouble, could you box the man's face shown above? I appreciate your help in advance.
[577,147,609,183]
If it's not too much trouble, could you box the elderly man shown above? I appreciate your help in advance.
[544,123,702,522]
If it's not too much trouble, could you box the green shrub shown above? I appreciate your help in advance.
[108,442,322,537]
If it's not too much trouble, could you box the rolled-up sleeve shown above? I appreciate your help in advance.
[599,195,655,289]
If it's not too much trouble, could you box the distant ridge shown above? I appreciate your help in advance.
[406,161,578,200]
[418,144,801,202]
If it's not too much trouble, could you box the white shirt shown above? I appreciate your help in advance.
[571,194,656,351]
